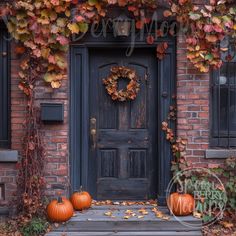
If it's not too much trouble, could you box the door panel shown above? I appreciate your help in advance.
[89,48,158,200]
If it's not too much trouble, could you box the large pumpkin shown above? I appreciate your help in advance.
[47,197,74,222]
[167,192,194,216]
[70,188,92,211]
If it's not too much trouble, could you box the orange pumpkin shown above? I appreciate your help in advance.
[70,188,92,211]
[167,192,194,216]
[46,197,74,222]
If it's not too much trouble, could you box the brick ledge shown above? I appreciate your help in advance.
[0,207,9,216]
[0,150,18,162]
[205,149,236,159]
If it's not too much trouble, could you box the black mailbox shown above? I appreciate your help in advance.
[41,103,64,122]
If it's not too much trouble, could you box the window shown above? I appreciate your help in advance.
[211,39,236,147]
[0,24,10,148]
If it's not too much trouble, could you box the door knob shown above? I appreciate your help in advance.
[90,118,97,149]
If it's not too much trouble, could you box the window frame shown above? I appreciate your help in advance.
[210,51,236,148]
[0,22,10,149]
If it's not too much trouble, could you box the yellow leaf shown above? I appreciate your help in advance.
[193,211,202,219]
[162,216,170,221]
[65,10,71,17]
[220,221,234,229]
[104,211,113,216]
[68,23,80,34]
[51,80,61,89]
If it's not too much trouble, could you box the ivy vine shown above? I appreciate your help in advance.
[6,0,236,90]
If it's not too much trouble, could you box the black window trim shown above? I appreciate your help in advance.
[210,57,236,148]
[0,22,10,149]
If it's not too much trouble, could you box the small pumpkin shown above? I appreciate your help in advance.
[167,192,194,216]
[47,197,74,222]
[70,187,92,211]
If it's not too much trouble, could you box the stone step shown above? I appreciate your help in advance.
[46,206,202,236]
[47,231,202,236]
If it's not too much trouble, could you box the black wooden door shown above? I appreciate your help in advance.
[88,48,158,200]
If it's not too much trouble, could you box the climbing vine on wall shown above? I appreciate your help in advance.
[7,0,157,90]
[5,0,236,92]
[6,0,236,90]
[168,0,236,72]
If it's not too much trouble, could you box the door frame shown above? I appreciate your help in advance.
[70,33,176,205]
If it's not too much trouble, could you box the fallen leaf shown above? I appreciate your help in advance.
[220,221,234,229]
[104,211,113,216]
[193,211,202,219]
[162,216,170,221]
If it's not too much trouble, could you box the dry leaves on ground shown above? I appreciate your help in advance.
[92,200,157,207]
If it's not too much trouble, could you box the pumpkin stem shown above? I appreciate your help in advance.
[176,176,184,193]
[79,186,83,192]
[58,196,63,203]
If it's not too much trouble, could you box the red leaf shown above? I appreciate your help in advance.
[203,24,213,33]
[146,35,154,45]
[56,35,69,45]
[163,10,172,18]
[136,20,144,29]
[128,6,137,12]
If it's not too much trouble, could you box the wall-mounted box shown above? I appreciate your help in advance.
[0,183,5,200]
[41,103,64,122]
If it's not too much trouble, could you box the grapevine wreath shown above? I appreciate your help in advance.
[103,66,140,102]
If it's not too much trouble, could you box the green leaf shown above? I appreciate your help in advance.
[229,7,236,15]
[88,0,98,6]
[78,22,89,33]
[189,12,201,20]
[44,73,55,83]
[205,54,213,61]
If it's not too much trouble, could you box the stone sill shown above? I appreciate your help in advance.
[0,207,9,216]
[0,150,18,162]
[205,149,236,159]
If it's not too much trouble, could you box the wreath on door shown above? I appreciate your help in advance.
[103,66,140,102]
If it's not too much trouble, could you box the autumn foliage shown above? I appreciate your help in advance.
[168,0,236,72]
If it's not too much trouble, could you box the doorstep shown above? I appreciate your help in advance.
[46,205,202,236]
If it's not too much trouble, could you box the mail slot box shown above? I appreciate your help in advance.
[41,103,64,122]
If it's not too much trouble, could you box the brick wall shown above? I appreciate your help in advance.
[0,42,70,207]
[0,43,24,207]
[176,34,224,168]
[35,78,70,198]
[176,34,210,165]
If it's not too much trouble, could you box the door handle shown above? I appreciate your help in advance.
[90,118,97,149]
